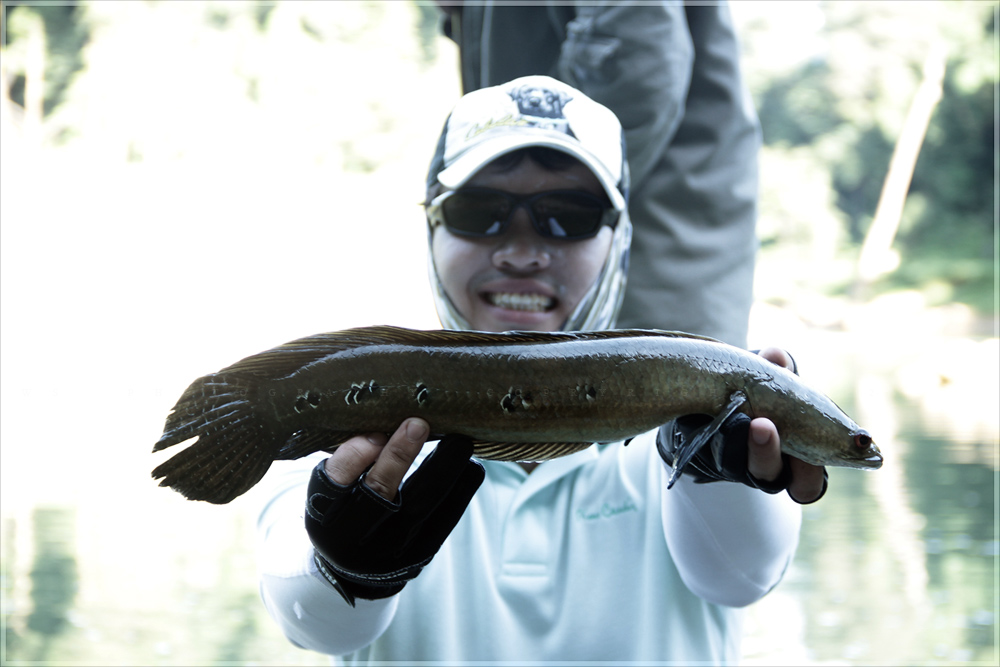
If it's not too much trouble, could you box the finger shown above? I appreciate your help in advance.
[747,417,783,483]
[787,458,827,504]
[324,433,388,486]
[758,346,794,372]
[363,418,430,502]
[400,435,477,514]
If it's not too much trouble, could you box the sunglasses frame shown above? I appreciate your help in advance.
[426,187,620,240]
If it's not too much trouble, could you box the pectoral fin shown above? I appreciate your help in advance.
[666,391,747,489]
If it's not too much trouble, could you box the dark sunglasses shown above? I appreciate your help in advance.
[426,187,619,240]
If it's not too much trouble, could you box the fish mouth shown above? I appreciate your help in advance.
[848,446,884,469]
[482,291,557,313]
[854,452,884,469]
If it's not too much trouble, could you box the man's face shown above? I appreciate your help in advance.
[431,157,614,332]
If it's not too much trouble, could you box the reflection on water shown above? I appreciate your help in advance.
[3,508,79,662]
[901,401,996,662]
[744,337,998,666]
[1,338,996,665]
[791,393,996,665]
[2,509,327,666]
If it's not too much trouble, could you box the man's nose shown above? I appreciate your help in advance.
[492,207,552,272]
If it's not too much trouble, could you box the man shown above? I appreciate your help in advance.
[257,76,823,663]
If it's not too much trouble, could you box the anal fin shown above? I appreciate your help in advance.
[472,441,594,462]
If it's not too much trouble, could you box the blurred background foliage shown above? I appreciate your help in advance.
[0,1,996,666]
[736,0,996,317]
[1,1,995,315]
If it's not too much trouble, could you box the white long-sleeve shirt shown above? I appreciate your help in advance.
[257,430,801,664]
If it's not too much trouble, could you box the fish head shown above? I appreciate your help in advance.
[786,407,883,470]
[845,429,883,469]
[751,378,883,470]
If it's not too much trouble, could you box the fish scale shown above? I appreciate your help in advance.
[151,325,882,504]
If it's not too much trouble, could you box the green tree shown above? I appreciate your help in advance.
[3,2,90,116]
[750,1,996,312]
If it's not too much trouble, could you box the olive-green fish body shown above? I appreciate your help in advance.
[152,326,881,504]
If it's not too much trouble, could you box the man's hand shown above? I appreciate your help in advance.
[747,348,828,504]
[305,418,485,606]
[324,417,430,499]
[657,347,829,504]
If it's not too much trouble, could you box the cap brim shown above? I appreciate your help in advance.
[436,134,626,212]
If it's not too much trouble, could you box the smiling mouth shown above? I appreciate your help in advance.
[484,292,555,312]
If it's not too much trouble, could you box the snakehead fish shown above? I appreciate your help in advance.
[152,326,882,504]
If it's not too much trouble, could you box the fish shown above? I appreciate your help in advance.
[152,325,882,504]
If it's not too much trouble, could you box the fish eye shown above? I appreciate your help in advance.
[854,432,873,449]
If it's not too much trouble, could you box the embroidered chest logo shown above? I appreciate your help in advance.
[576,499,638,521]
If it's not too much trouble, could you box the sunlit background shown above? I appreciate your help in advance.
[1,1,996,665]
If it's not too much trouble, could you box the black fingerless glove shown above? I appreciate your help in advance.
[656,413,793,494]
[304,435,485,607]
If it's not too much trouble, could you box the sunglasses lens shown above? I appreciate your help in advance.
[441,192,511,237]
[531,193,606,238]
[439,190,613,239]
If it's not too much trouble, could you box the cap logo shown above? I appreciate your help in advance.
[509,84,575,137]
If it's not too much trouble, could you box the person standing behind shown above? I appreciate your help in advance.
[437,1,760,347]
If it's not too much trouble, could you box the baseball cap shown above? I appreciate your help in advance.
[426,75,629,210]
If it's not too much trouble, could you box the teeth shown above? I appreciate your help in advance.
[487,292,554,312]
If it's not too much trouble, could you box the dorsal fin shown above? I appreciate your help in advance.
[223,325,724,380]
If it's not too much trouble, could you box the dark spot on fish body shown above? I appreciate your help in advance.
[500,387,533,415]
[576,383,598,402]
[415,383,430,406]
[345,380,381,405]
[294,390,323,414]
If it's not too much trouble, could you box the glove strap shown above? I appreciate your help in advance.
[312,552,407,608]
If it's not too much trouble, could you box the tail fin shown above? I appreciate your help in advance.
[152,373,278,504]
